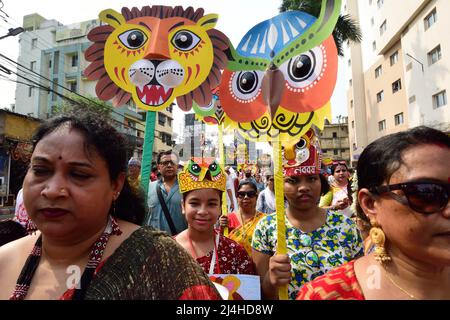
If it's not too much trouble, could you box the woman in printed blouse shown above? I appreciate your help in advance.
[174,160,255,275]
[251,130,364,300]
[0,112,220,300]
[297,126,450,300]
[219,180,265,257]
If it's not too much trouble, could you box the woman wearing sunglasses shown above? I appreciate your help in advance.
[297,126,450,300]
[219,181,265,256]
[252,130,364,300]
[319,161,353,217]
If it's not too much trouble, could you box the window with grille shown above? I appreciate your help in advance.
[428,45,442,65]
[377,91,384,103]
[392,79,402,93]
[394,113,404,126]
[433,91,447,109]
[390,51,399,66]
[424,9,437,31]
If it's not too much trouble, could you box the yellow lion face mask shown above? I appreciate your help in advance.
[85,6,229,112]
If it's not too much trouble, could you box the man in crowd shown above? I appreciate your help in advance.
[145,150,187,235]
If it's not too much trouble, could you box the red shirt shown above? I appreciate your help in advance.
[296,261,365,300]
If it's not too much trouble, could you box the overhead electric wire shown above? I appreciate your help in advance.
[0,58,173,140]
[0,52,149,130]
[0,61,145,134]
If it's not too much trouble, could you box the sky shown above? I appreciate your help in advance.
[0,0,348,144]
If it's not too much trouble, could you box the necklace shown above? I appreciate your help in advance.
[187,231,221,274]
[383,266,417,300]
[238,210,250,235]
[10,216,122,300]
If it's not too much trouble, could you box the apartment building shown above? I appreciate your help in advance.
[14,14,173,159]
[319,118,351,166]
[344,0,450,163]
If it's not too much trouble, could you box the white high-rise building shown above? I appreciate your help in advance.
[344,0,450,165]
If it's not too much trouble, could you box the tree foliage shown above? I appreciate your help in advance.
[53,93,113,118]
[279,0,362,56]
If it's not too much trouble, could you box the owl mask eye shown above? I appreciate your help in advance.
[280,46,325,90]
[188,162,202,176]
[171,30,201,51]
[208,161,221,178]
[296,138,307,150]
[230,70,264,103]
[118,29,148,50]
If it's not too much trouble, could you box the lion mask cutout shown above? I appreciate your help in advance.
[85,6,230,112]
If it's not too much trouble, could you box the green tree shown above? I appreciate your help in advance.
[53,93,113,118]
[279,0,362,56]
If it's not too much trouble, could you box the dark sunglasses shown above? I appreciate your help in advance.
[333,161,346,166]
[237,191,257,199]
[370,181,450,214]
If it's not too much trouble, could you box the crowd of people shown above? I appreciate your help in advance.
[0,111,449,300]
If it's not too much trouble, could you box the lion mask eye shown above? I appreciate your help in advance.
[118,29,147,50]
[171,30,201,51]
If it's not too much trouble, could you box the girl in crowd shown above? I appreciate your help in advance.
[175,160,255,275]
[297,126,450,300]
[219,180,265,256]
[0,113,220,300]
[320,161,353,217]
[252,130,363,300]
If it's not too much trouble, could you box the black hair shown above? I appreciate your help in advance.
[319,174,330,196]
[157,150,179,164]
[330,162,353,203]
[238,180,258,192]
[284,174,330,196]
[31,113,147,225]
[330,162,348,175]
[356,126,450,221]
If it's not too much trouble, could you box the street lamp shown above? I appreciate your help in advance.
[0,27,24,40]
[406,53,424,73]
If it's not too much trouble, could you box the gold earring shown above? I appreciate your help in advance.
[369,220,391,263]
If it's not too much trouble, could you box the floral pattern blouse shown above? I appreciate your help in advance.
[252,210,364,300]
[196,234,256,275]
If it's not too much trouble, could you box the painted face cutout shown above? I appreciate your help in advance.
[282,129,322,176]
[220,0,340,143]
[85,6,230,112]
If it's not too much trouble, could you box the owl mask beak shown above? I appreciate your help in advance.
[262,64,285,120]
[284,144,296,161]
[198,166,209,181]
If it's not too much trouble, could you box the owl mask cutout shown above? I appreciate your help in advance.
[178,160,226,193]
[282,129,322,177]
[219,0,340,143]
[85,5,230,112]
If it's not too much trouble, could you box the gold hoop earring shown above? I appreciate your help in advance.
[370,220,391,263]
